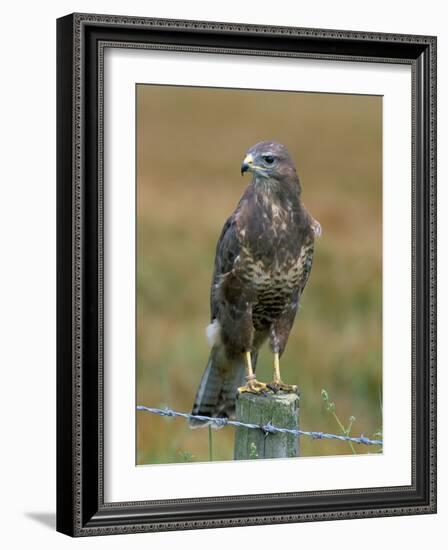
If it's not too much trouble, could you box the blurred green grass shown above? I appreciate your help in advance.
[136,85,382,464]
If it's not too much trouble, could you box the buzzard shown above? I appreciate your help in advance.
[190,141,320,427]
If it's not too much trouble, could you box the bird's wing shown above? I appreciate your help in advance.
[297,232,316,299]
[210,214,241,320]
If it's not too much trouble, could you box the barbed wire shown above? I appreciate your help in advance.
[137,405,383,446]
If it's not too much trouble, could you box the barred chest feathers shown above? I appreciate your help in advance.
[234,195,313,328]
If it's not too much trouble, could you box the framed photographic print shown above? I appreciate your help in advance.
[56,13,437,536]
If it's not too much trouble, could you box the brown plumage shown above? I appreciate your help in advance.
[190,141,320,427]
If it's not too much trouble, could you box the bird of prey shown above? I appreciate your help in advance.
[190,140,320,427]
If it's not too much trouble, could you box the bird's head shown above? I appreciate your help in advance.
[241,141,298,189]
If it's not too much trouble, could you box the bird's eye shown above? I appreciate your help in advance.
[263,155,275,165]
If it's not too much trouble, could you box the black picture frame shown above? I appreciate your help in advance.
[56,13,437,536]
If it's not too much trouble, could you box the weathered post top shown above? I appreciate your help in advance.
[234,391,300,460]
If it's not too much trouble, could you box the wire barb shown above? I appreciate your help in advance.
[137,405,383,446]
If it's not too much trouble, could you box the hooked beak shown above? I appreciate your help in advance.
[241,153,254,176]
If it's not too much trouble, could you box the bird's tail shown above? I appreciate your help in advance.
[189,346,247,429]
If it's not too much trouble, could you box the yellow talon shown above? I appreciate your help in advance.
[268,352,299,394]
[237,351,269,395]
[238,378,269,395]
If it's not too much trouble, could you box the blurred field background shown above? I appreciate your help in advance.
[136,84,382,464]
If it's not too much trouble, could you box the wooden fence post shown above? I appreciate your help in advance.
[234,391,300,460]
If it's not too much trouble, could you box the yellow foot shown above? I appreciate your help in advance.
[267,380,299,394]
[238,378,269,395]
